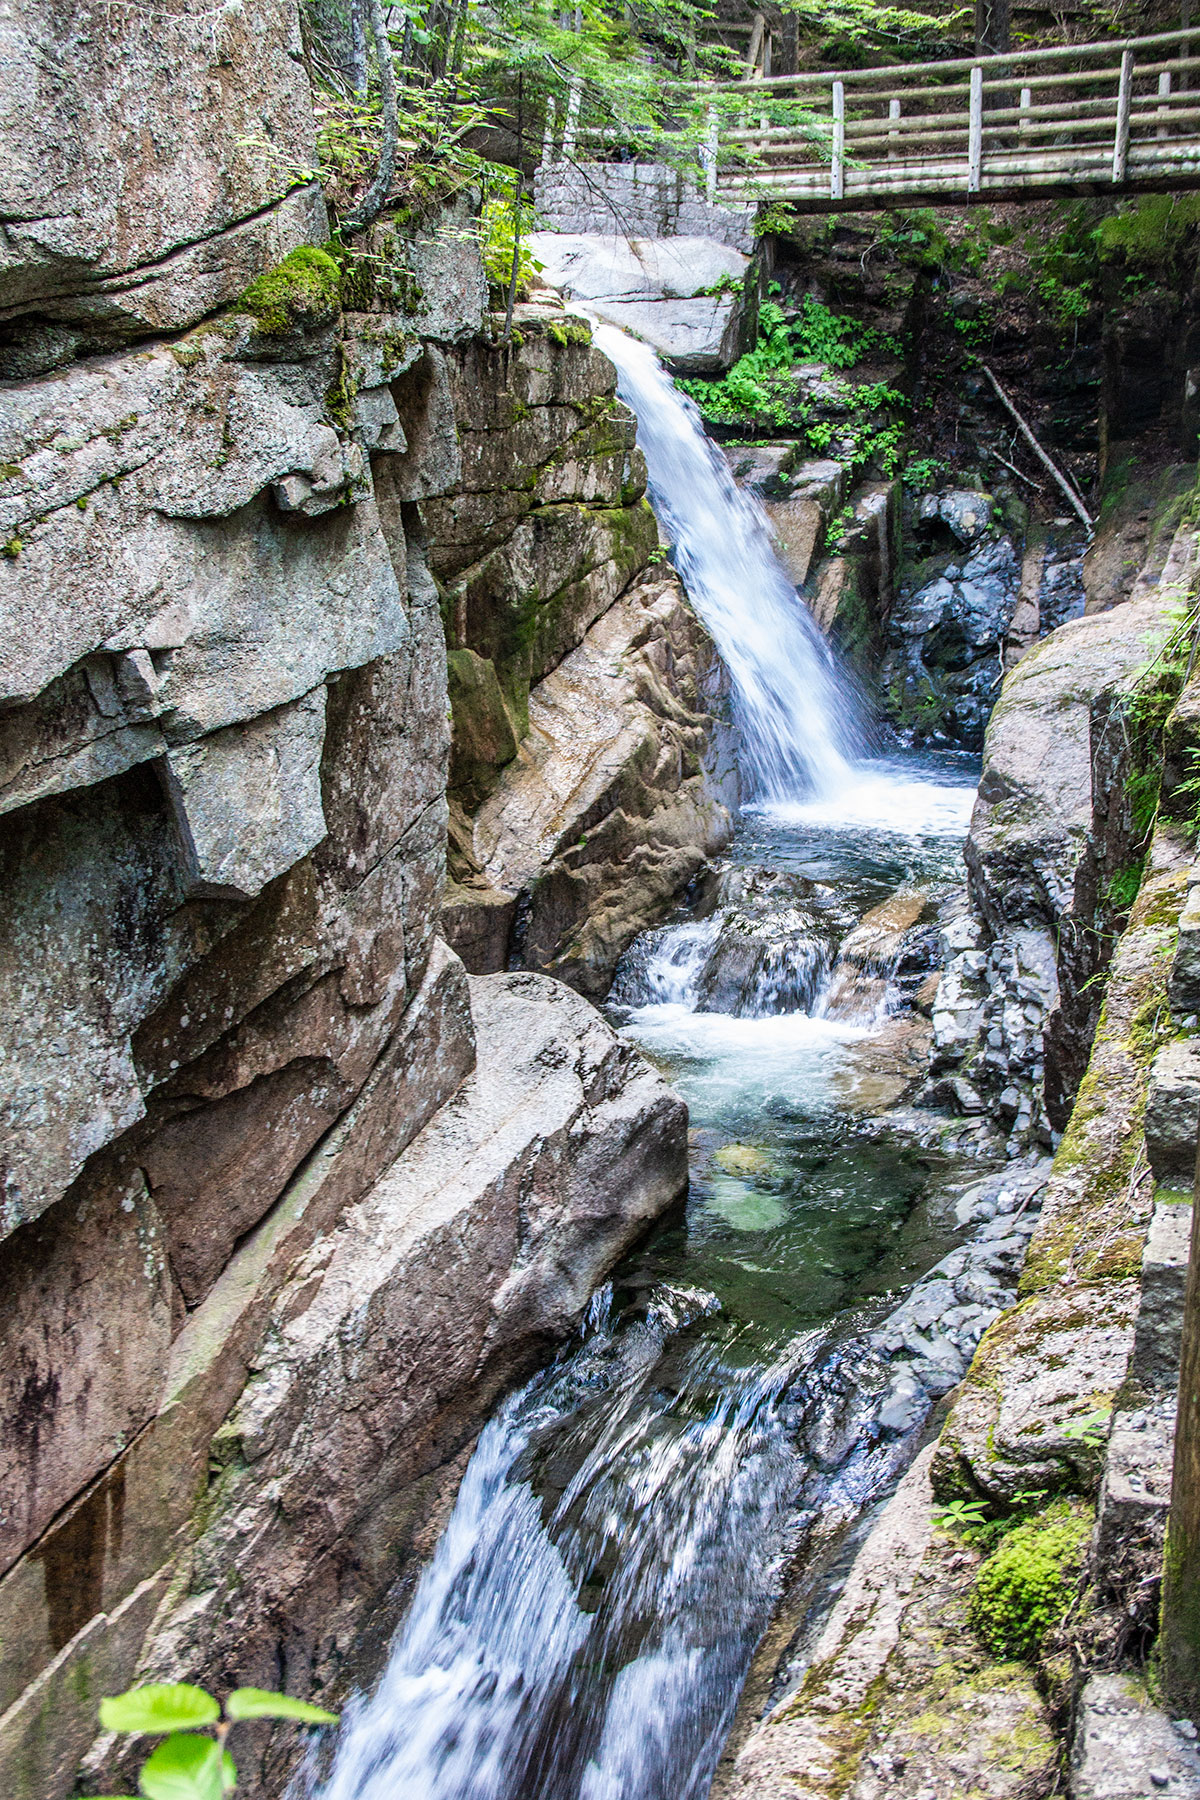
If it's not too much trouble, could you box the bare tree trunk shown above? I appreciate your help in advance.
[502,174,524,346]
[350,0,368,95]
[975,0,1010,54]
[340,0,398,234]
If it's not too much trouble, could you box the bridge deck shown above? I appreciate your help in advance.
[708,28,1200,212]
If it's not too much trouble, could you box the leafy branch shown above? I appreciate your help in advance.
[98,1681,337,1800]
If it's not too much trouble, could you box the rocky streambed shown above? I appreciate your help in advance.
[303,748,1050,1799]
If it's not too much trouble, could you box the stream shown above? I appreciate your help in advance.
[304,328,991,1800]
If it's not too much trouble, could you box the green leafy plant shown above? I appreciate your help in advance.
[754,200,800,239]
[933,1497,990,1532]
[1104,860,1145,913]
[903,455,944,492]
[790,295,896,369]
[478,180,543,296]
[1172,745,1200,841]
[1060,1407,1111,1447]
[98,1681,338,1799]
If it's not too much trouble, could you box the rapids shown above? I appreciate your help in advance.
[303,330,986,1800]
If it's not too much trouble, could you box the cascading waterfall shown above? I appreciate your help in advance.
[308,322,982,1800]
[590,321,860,803]
[302,1291,905,1800]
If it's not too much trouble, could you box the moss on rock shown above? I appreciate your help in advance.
[235,246,343,337]
[968,1500,1093,1660]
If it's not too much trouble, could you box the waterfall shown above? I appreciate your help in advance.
[297,1291,880,1800]
[300,323,982,1800]
[590,321,860,803]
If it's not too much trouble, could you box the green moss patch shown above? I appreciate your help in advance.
[968,1500,1092,1660]
[235,246,343,337]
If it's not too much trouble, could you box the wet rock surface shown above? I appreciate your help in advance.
[718,1449,1056,1800]
[925,585,1179,1149]
[872,1161,1050,1426]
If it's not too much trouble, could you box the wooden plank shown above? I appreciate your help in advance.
[727,99,1200,166]
[702,25,1200,92]
[1113,46,1133,180]
[718,147,1200,194]
[968,63,983,190]
[832,78,845,197]
[745,12,766,76]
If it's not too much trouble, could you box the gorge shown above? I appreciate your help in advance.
[5,4,1200,1799]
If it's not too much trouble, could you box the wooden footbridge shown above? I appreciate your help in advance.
[701,29,1200,212]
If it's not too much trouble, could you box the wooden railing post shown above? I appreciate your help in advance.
[1160,68,1174,138]
[888,97,901,159]
[1113,46,1133,181]
[831,78,845,198]
[1019,83,1031,135]
[968,63,983,191]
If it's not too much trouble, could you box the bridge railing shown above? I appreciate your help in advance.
[708,29,1200,207]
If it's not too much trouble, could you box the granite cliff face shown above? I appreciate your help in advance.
[0,13,733,1794]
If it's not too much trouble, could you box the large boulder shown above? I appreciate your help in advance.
[0,0,326,362]
[527,231,752,374]
[82,970,687,1798]
[451,572,736,994]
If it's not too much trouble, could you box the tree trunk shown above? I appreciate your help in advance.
[1161,1142,1200,1714]
[974,0,1010,54]
[350,0,368,95]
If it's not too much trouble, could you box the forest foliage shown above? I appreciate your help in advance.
[296,0,963,235]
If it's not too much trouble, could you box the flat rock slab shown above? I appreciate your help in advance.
[527,232,748,302]
[1073,1673,1200,1799]
[527,232,750,373]
[718,1448,1055,1800]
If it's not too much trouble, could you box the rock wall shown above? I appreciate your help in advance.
[0,15,710,1796]
[432,295,737,992]
[1,0,329,374]
[533,159,756,253]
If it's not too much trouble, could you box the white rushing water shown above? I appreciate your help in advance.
[302,1290,830,1800]
[307,322,981,1800]
[591,321,860,803]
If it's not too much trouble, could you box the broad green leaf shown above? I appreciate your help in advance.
[225,1688,338,1726]
[100,1685,220,1736]
[221,1750,237,1794]
[139,1733,223,1800]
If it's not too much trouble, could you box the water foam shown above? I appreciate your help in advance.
[592,321,860,803]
